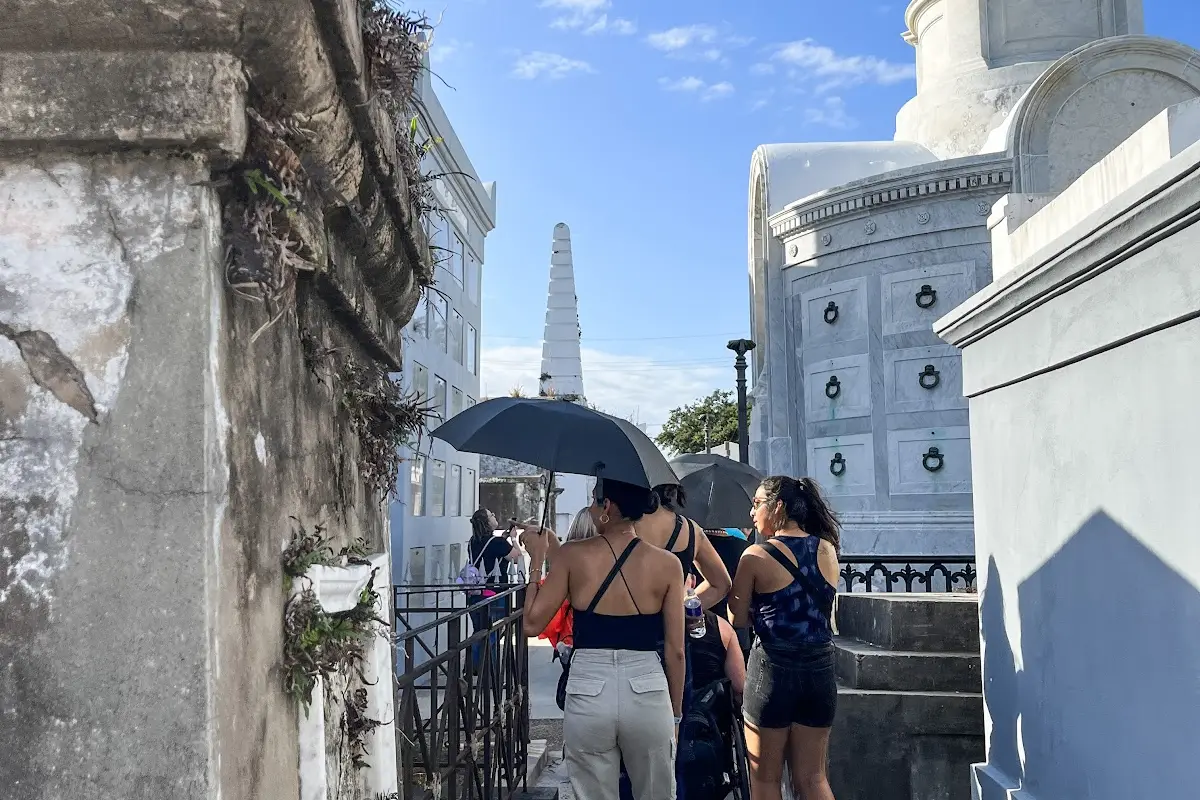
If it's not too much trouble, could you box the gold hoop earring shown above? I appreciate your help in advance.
[599,513,610,525]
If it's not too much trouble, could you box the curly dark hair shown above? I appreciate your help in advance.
[652,484,687,513]
[759,476,841,553]
[469,508,495,543]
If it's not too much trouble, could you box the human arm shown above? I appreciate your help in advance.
[520,532,569,635]
[728,546,758,631]
[718,615,746,704]
[691,526,732,610]
[661,556,686,726]
[816,538,840,588]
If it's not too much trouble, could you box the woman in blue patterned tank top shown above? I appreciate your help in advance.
[729,476,841,800]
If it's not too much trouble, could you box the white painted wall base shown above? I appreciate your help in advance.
[295,552,397,800]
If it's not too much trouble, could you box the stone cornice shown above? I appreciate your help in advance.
[903,0,942,45]
[768,154,1012,240]
[936,137,1200,354]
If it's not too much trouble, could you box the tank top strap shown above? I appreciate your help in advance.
[584,538,641,614]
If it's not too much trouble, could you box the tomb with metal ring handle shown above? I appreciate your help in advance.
[829,452,847,476]
[825,375,841,399]
[823,301,839,324]
[918,365,941,390]
[915,284,938,309]
[922,446,945,473]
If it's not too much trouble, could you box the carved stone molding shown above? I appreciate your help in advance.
[769,155,1012,240]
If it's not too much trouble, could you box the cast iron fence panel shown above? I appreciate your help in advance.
[392,583,529,800]
[838,555,976,593]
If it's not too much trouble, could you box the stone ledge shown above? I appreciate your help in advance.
[0,51,247,156]
[769,153,1012,240]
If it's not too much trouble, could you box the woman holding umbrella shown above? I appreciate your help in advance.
[521,479,686,800]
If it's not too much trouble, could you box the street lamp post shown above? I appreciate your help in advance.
[726,339,756,464]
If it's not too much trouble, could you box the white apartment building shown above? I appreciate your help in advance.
[389,50,497,586]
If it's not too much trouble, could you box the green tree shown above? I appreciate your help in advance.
[655,390,740,455]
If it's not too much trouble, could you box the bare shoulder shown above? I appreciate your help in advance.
[644,541,685,576]
[816,538,839,560]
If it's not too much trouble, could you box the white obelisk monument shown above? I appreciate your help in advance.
[539,223,594,532]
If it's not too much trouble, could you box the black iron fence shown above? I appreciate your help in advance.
[838,555,977,593]
[392,583,529,800]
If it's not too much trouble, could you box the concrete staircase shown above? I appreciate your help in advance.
[829,593,984,800]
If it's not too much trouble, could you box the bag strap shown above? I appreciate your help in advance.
[684,518,696,563]
[469,539,488,569]
[761,539,828,601]
[585,539,641,614]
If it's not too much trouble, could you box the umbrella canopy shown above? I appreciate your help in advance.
[669,453,765,529]
[431,397,678,489]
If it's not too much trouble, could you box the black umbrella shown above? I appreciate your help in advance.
[668,453,764,529]
[431,397,678,489]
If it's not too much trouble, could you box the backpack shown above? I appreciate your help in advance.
[456,540,489,588]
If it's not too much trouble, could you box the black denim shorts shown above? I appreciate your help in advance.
[742,640,837,729]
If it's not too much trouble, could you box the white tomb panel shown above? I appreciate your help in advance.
[807,433,875,498]
[881,261,977,337]
[798,277,869,350]
[805,354,872,421]
[886,426,972,496]
[883,345,967,414]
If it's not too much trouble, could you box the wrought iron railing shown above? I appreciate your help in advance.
[838,555,977,593]
[392,583,529,800]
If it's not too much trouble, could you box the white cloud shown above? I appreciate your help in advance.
[541,0,636,35]
[659,75,735,101]
[750,62,775,76]
[480,344,728,433]
[646,24,719,52]
[430,38,464,65]
[773,38,914,90]
[512,51,595,80]
[804,96,856,129]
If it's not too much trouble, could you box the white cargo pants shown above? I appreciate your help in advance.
[563,649,676,800]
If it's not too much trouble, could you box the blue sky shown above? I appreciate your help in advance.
[424,0,1200,433]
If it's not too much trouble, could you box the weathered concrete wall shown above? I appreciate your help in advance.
[1,155,228,798]
[0,2,431,798]
[937,101,1200,800]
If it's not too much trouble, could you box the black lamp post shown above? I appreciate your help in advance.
[726,339,756,464]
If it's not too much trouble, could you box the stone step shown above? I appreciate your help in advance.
[835,592,979,653]
[831,686,984,800]
[834,636,981,693]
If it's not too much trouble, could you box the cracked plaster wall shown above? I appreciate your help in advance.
[0,152,392,800]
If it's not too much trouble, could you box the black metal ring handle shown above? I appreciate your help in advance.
[823,301,839,325]
[825,375,841,399]
[829,452,846,476]
[918,365,941,390]
[915,284,938,309]
[922,446,945,473]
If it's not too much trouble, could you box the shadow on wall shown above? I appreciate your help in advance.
[983,510,1200,799]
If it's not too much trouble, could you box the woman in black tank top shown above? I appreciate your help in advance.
[521,479,686,800]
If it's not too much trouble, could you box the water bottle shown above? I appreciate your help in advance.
[684,587,705,639]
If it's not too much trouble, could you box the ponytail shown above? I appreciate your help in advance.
[758,475,841,553]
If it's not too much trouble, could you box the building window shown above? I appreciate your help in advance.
[412,361,428,399]
[433,376,447,421]
[448,464,462,516]
[451,387,463,418]
[408,546,426,584]
[463,468,476,515]
[412,293,428,338]
[450,311,464,365]
[451,234,465,287]
[429,459,446,516]
[466,252,480,304]
[466,323,477,375]
[430,545,446,583]
[427,294,448,353]
[409,455,426,516]
[449,542,462,577]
